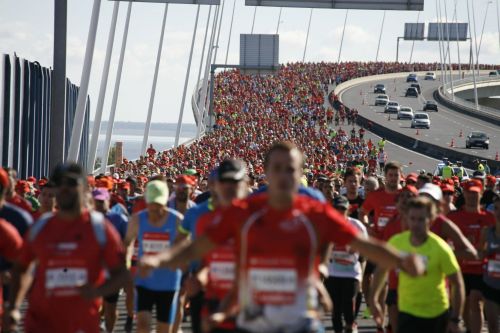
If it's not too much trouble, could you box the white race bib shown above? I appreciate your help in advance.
[210,261,235,281]
[142,232,170,255]
[46,268,88,290]
[487,260,500,278]
[332,251,357,266]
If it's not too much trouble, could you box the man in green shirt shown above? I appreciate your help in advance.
[370,196,465,333]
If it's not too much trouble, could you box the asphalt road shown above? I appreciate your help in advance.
[340,74,500,162]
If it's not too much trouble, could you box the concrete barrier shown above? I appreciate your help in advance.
[335,71,500,173]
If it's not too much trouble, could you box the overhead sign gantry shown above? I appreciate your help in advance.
[244,0,423,11]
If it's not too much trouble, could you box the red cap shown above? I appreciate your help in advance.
[27,176,37,183]
[463,179,483,193]
[96,177,113,190]
[486,175,496,185]
[119,182,131,190]
[176,175,196,187]
[440,184,455,194]
[38,179,48,187]
[87,175,96,187]
[401,185,419,195]
[432,176,441,185]
[0,168,9,188]
[406,173,418,183]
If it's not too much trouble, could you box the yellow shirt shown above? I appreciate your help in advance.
[388,231,459,318]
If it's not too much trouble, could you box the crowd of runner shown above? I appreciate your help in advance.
[0,62,499,333]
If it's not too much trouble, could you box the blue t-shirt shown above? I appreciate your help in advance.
[252,185,326,203]
[106,212,128,240]
[180,200,212,240]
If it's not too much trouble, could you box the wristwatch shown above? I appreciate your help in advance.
[449,316,462,324]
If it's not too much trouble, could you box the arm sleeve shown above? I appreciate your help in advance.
[321,204,358,246]
[0,220,23,261]
[103,222,126,270]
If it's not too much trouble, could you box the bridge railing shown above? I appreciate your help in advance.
[438,75,500,122]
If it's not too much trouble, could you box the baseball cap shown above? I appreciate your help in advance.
[486,175,496,186]
[0,168,10,188]
[184,168,198,176]
[419,183,443,201]
[406,173,418,183]
[401,185,419,195]
[440,184,455,194]
[333,196,350,210]
[15,180,30,194]
[176,175,196,187]
[92,188,110,201]
[217,159,247,181]
[463,179,483,193]
[145,180,169,205]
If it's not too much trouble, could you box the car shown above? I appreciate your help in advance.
[375,94,389,106]
[405,87,419,97]
[411,112,430,129]
[424,72,436,80]
[433,162,470,180]
[465,131,489,149]
[374,84,386,94]
[489,71,499,77]
[385,101,401,113]
[410,83,421,94]
[397,106,414,120]
[423,100,438,112]
[406,73,418,82]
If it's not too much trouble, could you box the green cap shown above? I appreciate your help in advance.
[184,168,197,176]
[145,180,169,205]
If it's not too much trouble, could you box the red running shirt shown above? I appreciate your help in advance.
[204,193,358,332]
[447,210,495,275]
[18,212,125,333]
[361,189,399,238]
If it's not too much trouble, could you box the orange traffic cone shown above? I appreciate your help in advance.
[449,138,455,147]
[496,151,499,161]
[416,129,420,135]
[459,130,463,138]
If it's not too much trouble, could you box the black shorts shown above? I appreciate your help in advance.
[385,289,398,306]
[104,291,120,304]
[398,310,449,333]
[482,282,500,306]
[463,274,485,296]
[364,261,376,275]
[136,286,178,324]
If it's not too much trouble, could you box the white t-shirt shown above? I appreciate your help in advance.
[327,217,368,281]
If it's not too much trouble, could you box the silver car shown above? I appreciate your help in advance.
[397,106,414,120]
[424,72,436,80]
[385,101,400,113]
[375,94,389,106]
[411,112,430,129]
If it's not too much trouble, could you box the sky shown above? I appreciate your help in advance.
[1,0,499,125]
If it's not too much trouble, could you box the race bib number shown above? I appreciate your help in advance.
[210,261,235,282]
[249,268,297,305]
[142,232,170,255]
[46,268,88,290]
[487,260,500,278]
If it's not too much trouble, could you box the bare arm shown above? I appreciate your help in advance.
[5,262,34,330]
[80,264,131,299]
[447,271,465,319]
[350,235,424,276]
[442,219,478,260]
[358,208,369,227]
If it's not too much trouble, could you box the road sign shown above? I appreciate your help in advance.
[428,23,468,41]
[245,0,424,11]
[404,23,425,40]
[240,34,279,75]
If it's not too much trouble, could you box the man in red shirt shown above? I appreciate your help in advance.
[6,163,130,333]
[359,161,402,330]
[447,179,495,333]
[139,142,424,333]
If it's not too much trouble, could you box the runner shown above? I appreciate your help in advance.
[359,161,402,331]
[7,163,129,333]
[324,196,368,333]
[478,193,500,333]
[92,188,131,333]
[124,179,183,333]
[138,142,424,333]
[447,179,496,333]
[343,167,364,219]
[371,196,465,333]
[195,159,249,333]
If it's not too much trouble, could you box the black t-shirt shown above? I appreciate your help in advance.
[348,196,365,220]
